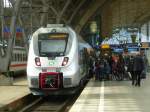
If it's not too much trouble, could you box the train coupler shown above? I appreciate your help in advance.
[39,72,63,90]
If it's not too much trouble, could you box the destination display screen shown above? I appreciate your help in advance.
[39,33,68,40]
[38,33,68,57]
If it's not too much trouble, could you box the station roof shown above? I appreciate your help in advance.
[3,0,108,33]
[2,0,150,36]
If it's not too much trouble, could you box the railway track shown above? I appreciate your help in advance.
[24,95,71,112]
[19,87,84,112]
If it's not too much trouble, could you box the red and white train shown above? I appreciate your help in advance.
[27,24,93,95]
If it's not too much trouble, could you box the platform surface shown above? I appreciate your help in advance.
[69,75,150,112]
[0,76,30,108]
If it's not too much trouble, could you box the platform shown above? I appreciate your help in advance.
[0,76,30,111]
[69,74,150,112]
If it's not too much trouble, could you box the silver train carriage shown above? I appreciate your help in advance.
[10,46,27,74]
[27,24,92,95]
[0,45,27,75]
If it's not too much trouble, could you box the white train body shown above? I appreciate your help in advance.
[27,25,91,95]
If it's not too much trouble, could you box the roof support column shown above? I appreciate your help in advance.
[68,0,86,24]
[6,0,21,72]
[56,0,71,24]
[40,5,49,26]
[0,0,4,43]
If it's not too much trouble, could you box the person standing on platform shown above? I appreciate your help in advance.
[133,53,145,87]
[117,54,125,80]
[128,56,135,85]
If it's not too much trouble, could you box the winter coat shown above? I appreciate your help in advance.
[127,58,134,72]
[133,55,144,71]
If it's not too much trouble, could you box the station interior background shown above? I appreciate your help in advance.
[1,0,150,72]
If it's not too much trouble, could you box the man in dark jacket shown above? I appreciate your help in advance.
[128,56,135,85]
[133,54,144,86]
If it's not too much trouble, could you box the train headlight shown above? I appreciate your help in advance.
[35,57,41,66]
[62,57,69,66]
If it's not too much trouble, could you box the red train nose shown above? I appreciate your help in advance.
[39,72,63,89]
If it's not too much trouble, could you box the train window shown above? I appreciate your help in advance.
[15,53,17,61]
[16,53,18,61]
[65,35,72,55]
[38,33,69,57]
[17,54,19,61]
[21,53,23,61]
[20,53,22,61]
[22,54,25,61]
[25,55,27,61]
[22,54,24,61]
[12,53,14,61]
[18,54,20,61]
[21,54,22,61]
[20,54,22,61]
[22,54,23,61]
[23,54,25,61]
[13,53,15,61]
[79,50,83,65]
[14,53,16,61]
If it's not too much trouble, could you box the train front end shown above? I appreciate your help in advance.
[27,25,79,95]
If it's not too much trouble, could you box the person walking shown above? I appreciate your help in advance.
[117,54,125,80]
[133,53,145,87]
[128,56,135,85]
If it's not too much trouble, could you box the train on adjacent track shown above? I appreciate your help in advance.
[9,46,27,75]
[27,24,93,95]
[0,45,27,76]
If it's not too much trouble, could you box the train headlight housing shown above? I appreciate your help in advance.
[35,57,41,66]
[62,57,69,66]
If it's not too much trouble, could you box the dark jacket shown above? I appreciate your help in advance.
[127,57,134,72]
[133,55,144,71]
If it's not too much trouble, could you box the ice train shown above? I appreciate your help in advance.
[27,24,93,95]
[0,45,27,75]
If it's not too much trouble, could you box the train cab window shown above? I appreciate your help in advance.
[38,33,69,57]
[65,35,72,55]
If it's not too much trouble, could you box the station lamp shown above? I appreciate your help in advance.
[90,21,97,46]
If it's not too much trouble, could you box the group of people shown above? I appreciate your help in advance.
[88,51,148,87]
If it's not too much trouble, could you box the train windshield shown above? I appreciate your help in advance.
[38,33,68,57]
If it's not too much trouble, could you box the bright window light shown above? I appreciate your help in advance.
[3,0,12,8]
